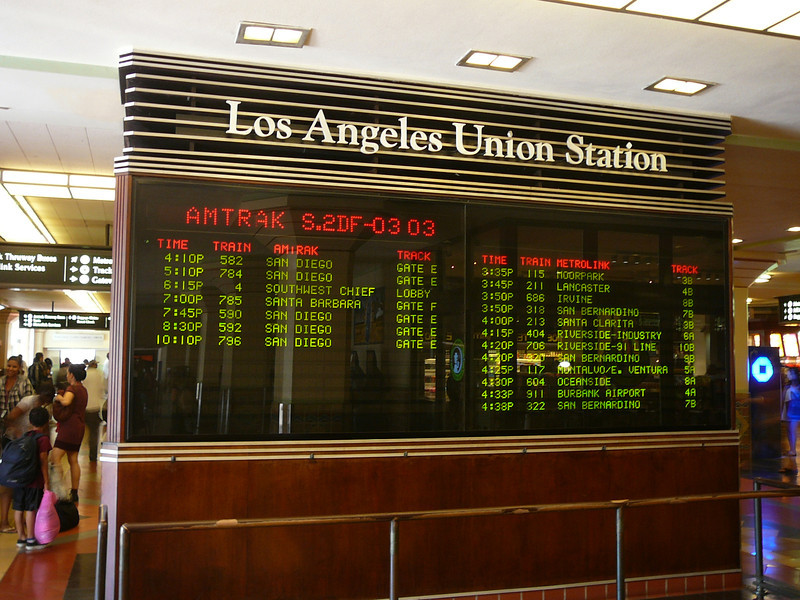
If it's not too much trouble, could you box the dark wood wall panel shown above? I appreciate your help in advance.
[114,440,739,599]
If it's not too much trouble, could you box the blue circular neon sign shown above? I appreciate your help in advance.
[750,356,774,383]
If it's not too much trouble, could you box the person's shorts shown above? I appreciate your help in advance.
[54,439,81,453]
[12,487,44,512]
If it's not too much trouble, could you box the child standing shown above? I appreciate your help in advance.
[13,406,51,550]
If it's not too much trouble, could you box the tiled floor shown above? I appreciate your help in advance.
[0,443,797,600]
[0,435,100,600]
[739,455,800,600]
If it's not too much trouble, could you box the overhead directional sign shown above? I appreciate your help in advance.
[778,294,800,324]
[20,311,110,330]
[0,243,112,290]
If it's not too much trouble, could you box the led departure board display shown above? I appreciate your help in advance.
[127,179,731,440]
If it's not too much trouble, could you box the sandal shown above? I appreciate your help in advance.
[1,526,17,534]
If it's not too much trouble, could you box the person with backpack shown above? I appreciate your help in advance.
[27,353,48,392]
[10,407,52,550]
[0,382,55,533]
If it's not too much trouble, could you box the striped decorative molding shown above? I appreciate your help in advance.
[116,50,731,216]
[100,430,738,463]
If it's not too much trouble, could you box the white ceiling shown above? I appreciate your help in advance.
[1,0,799,313]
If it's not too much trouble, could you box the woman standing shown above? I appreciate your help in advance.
[0,356,34,533]
[51,364,88,503]
[1,356,35,437]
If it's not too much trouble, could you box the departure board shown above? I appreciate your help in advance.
[127,179,731,440]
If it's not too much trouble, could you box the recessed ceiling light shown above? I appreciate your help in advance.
[559,0,630,7]
[2,170,68,186]
[700,0,800,30]
[3,183,72,198]
[732,238,743,244]
[458,50,532,72]
[236,21,311,48]
[0,186,51,244]
[69,174,115,189]
[0,169,116,203]
[627,0,727,20]
[243,26,274,42]
[646,77,716,96]
[788,226,800,232]
[544,0,800,39]
[70,188,116,201]
[770,12,800,35]
[271,28,304,44]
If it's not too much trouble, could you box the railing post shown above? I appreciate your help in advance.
[118,525,130,600]
[95,505,108,600]
[753,480,766,600]
[390,518,399,600]
[616,504,626,600]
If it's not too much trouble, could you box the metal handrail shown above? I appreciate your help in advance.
[95,505,108,600]
[117,484,800,600]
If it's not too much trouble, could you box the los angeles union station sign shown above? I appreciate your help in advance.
[226,101,668,173]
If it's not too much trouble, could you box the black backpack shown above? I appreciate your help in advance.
[56,499,80,531]
[0,433,45,488]
[27,363,43,391]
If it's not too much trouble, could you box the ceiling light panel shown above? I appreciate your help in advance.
[646,77,715,96]
[0,187,48,243]
[769,12,800,34]
[3,183,72,198]
[70,188,116,201]
[545,0,800,38]
[2,170,68,185]
[700,0,800,30]
[236,21,311,47]
[271,28,304,44]
[458,50,531,72]
[560,0,631,7]
[64,290,104,313]
[69,174,115,189]
[627,0,727,20]
[243,26,275,42]
[1,170,116,203]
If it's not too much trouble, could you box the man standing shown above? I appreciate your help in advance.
[27,353,48,392]
[83,360,104,461]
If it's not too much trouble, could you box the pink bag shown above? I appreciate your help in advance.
[34,490,60,544]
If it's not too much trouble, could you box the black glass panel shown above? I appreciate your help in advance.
[127,179,730,441]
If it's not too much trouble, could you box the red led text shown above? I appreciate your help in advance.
[301,213,434,237]
[158,238,189,250]
[212,241,252,253]
[672,264,699,275]
[556,259,610,270]
[520,256,552,267]
[397,250,432,261]
[482,254,508,265]
[186,207,285,229]
[274,245,320,256]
